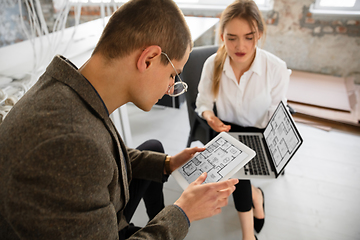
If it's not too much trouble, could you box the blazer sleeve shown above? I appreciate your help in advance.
[4,134,189,240]
[126,147,166,182]
[128,205,189,240]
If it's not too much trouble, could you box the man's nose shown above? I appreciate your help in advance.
[165,84,173,95]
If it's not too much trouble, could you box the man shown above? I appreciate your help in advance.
[0,0,238,239]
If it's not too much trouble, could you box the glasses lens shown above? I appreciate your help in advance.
[168,82,187,97]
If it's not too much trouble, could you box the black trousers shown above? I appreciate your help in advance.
[119,139,166,239]
[213,120,264,212]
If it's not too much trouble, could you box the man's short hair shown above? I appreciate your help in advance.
[92,0,192,64]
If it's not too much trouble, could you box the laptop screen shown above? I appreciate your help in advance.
[263,101,303,175]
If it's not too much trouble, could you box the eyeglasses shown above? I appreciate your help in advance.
[161,52,188,97]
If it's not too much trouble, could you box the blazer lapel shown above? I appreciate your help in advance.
[104,117,130,205]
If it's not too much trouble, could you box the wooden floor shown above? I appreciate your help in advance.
[126,102,360,240]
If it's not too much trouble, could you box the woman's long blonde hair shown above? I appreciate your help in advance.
[212,0,266,97]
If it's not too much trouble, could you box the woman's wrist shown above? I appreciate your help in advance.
[202,110,214,121]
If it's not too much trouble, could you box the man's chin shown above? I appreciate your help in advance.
[132,102,153,112]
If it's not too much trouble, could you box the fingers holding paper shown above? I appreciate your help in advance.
[169,147,206,172]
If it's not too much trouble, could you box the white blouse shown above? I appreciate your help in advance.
[195,47,291,129]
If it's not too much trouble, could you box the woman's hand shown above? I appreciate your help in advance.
[202,110,231,133]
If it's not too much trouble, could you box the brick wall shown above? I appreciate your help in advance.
[300,6,360,37]
[261,0,360,78]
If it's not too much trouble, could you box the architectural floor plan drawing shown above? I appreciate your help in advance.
[264,103,301,169]
[175,133,255,186]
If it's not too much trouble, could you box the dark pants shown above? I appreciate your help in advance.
[213,120,264,212]
[119,139,165,239]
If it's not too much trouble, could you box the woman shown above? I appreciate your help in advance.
[195,0,291,239]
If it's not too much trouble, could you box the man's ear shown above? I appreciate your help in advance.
[137,45,162,73]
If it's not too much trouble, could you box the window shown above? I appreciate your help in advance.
[174,0,273,11]
[310,0,360,15]
[66,0,273,12]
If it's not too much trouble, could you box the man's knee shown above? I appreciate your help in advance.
[137,139,164,153]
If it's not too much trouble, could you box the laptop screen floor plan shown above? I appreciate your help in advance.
[231,101,303,179]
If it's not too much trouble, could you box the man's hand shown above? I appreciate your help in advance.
[167,147,206,173]
[202,110,231,133]
[174,173,238,223]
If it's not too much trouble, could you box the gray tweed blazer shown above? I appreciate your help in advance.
[0,56,189,240]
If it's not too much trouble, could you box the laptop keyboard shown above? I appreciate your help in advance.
[238,135,270,176]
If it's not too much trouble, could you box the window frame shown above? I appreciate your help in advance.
[310,0,360,16]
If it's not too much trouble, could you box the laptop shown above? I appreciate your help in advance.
[230,101,303,179]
